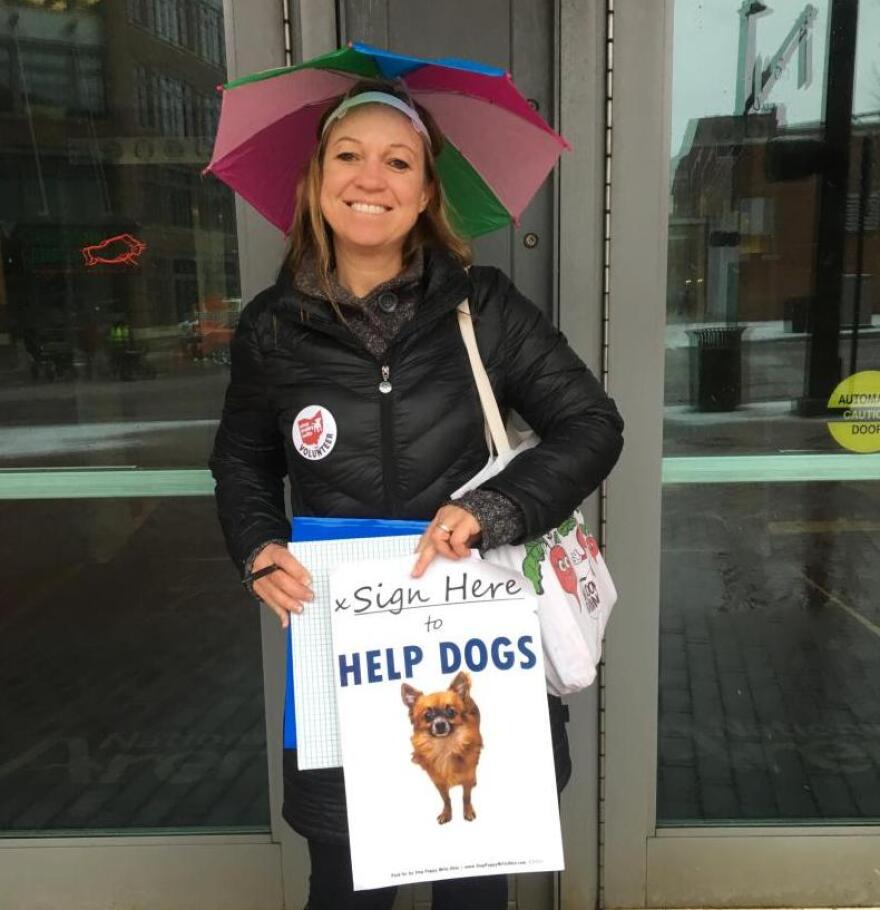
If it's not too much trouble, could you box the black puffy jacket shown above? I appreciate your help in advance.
[210,247,623,842]
[211,247,623,571]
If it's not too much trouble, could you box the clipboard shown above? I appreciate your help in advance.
[283,517,429,752]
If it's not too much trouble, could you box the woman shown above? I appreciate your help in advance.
[210,77,623,910]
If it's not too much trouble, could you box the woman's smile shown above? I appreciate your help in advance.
[346,201,392,215]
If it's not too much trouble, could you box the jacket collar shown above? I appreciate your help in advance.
[272,246,471,347]
[292,247,425,310]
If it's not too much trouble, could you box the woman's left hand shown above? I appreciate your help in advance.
[412,505,481,578]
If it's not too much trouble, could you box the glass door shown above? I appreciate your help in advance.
[0,0,269,834]
[0,2,285,907]
[603,0,880,905]
[660,0,880,825]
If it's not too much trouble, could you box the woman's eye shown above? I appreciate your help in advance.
[336,151,357,162]
[388,158,411,171]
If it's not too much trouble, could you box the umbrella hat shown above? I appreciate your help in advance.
[205,43,571,238]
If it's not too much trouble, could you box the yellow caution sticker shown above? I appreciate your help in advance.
[827,370,880,453]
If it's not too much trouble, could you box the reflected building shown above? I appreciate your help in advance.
[669,110,880,327]
[0,0,237,376]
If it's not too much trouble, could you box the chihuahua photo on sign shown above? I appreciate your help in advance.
[401,671,483,824]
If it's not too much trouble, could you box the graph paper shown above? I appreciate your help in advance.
[288,535,423,770]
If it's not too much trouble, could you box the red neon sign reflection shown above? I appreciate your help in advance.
[82,233,148,267]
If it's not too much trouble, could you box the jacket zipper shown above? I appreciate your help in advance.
[378,363,397,515]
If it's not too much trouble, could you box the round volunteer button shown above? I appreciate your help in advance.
[292,405,337,460]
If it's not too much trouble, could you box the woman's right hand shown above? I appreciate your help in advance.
[251,543,314,628]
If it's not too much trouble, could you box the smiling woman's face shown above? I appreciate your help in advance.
[319,104,431,261]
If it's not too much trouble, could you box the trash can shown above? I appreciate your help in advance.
[783,297,811,333]
[686,325,745,412]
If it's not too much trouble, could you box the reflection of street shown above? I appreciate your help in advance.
[658,481,880,821]
[0,362,229,468]
[664,318,880,454]
[665,317,880,400]
[2,314,879,467]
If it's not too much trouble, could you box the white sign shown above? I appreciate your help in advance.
[330,554,564,891]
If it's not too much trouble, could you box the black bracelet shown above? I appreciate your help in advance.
[241,563,280,587]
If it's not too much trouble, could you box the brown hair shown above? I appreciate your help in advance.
[286,78,471,301]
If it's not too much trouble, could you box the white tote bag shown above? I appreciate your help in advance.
[451,301,617,695]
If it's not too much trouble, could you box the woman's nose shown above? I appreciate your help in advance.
[353,157,386,189]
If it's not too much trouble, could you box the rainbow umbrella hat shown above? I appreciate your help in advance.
[205,43,571,238]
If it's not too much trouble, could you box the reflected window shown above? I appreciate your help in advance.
[127,0,224,68]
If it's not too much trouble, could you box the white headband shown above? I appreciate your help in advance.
[321,91,430,141]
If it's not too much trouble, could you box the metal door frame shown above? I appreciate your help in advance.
[601,1,880,906]
[557,0,608,908]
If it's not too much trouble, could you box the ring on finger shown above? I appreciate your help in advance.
[438,522,453,535]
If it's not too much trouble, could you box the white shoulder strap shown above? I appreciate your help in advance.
[456,300,511,456]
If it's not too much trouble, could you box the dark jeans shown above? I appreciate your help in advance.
[305,839,507,910]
